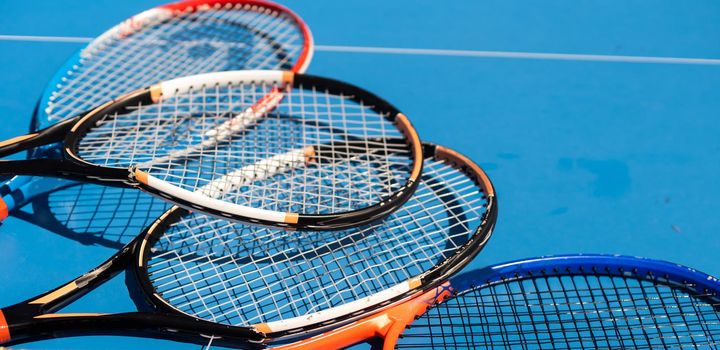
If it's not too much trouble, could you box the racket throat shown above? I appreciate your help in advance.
[0,117,76,158]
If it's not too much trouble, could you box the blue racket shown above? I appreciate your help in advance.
[278,254,720,349]
[1,0,313,220]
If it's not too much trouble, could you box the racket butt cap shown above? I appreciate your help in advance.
[0,309,11,343]
[0,197,8,221]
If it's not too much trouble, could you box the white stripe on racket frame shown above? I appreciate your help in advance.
[134,70,305,224]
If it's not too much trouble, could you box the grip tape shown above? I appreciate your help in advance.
[0,309,11,343]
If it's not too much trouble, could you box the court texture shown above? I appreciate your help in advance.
[1,1,719,349]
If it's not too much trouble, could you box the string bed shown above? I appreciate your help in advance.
[397,274,720,349]
[40,184,169,248]
[44,3,306,125]
[76,81,412,215]
[143,156,489,328]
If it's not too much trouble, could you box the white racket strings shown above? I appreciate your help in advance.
[144,156,490,327]
[46,4,306,124]
[76,82,412,215]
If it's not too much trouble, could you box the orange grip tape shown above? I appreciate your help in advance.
[0,197,8,221]
[0,309,11,343]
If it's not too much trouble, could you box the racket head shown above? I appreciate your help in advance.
[129,142,496,341]
[2,0,314,220]
[34,0,313,133]
[391,254,720,349]
[59,70,424,230]
[279,254,720,350]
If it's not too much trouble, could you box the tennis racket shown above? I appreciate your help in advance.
[0,70,423,230]
[35,0,313,137]
[0,142,496,347]
[1,0,314,222]
[277,254,720,349]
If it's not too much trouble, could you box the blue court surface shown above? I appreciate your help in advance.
[1,1,720,349]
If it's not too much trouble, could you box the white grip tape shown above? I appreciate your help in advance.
[143,147,311,223]
[259,280,414,333]
[159,70,287,99]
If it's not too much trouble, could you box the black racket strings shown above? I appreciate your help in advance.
[47,4,306,125]
[396,274,720,349]
[142,155,490,330]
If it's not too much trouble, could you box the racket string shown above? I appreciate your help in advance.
[143,158,489,326]
[77,82,413,215]
[46,5,306,125]
[51,7,301,115]
[396,275,720,349]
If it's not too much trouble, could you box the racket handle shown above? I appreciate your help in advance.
[0,176,71,220]
[0,311,263,348]
[1,176,44,219]
[0,117,76,158]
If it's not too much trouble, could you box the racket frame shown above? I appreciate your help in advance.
[134,142,496,340]
[277,254,720,350]
[0,142,496,346]
[1,70,423,230]
[35,0,314,132]
[0,231,264,348]
[0,0,315,220]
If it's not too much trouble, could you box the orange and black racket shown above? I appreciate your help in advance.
[0,143,495,347]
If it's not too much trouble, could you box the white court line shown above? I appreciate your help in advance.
[0,34,94,43]
[2,34,720,66]
[316,45,720,66]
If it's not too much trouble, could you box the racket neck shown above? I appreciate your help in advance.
[273,287,450,350]
[0,117,76,158]
[2,243,135,321]
[0,159,128,185]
